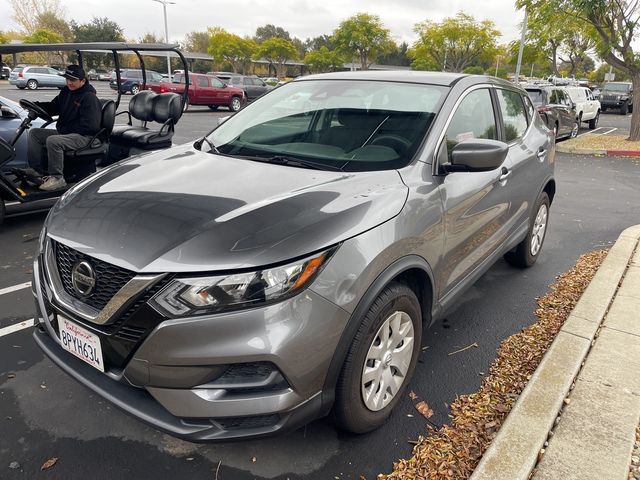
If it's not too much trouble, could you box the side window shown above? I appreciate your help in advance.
[445,88,497,160]
[549,90,559,104]
[210,77,224,88]
[197,76,209,87]
[496,89,528,142]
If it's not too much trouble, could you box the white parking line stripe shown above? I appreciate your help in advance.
[0,319,34,337]
[0,282,32,296]
[601,128,618,135]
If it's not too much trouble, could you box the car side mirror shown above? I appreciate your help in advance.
[446,139,508,172]
[0,106,18,119]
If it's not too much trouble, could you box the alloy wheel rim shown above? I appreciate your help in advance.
[530,203,548,256]
[361,310,414,411]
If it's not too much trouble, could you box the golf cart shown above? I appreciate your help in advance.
[0,42,190,226]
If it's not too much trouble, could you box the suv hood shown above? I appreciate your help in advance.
[45,145,408,273]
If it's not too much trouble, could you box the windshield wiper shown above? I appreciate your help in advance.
[194,136,220,154]
[239,154,345,171]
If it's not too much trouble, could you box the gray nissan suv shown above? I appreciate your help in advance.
[32,71,555,441]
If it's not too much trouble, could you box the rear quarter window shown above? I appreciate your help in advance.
[526,89,544,105]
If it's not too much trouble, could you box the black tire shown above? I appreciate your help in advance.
[620,102,628,115]
[334,282,422,434]
[208,105,219,111]
[504,191,550,268]
[131,84,140,95]
[588,112,599,130]
[569,120,579,138]
[26,79,38,90]
[229,96,242,112]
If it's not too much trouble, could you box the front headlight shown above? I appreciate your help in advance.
[149,247,337,317]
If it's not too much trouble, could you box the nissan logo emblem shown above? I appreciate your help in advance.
[71,261,96,297]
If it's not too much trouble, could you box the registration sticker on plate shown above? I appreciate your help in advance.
[58,316,104,372]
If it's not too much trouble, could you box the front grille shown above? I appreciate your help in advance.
[602,95,619,101]
[54,241,136,311]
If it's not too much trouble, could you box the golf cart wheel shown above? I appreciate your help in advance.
[334,282,422,433]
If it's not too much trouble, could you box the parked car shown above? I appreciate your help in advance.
[87,68,109,81]
[565,86,601,129]
[32,71,555,441]
[600,82,633,114]
[213,73,274,101]
[0,64,11,79]
[524,85,579,139]
[109,69,164,94]
[9,65,67,90]
[148,72,246,112]
[261,76,280,86]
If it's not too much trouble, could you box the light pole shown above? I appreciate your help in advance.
[151,0,175,79]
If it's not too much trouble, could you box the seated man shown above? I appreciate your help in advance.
[26,65,101,191]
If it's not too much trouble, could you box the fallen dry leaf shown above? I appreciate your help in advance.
[415,401,434,419]
[408,391,418,400]
[379,249,608,480]
[41,457,58,470]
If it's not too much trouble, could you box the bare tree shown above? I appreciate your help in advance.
[10,0,67,34]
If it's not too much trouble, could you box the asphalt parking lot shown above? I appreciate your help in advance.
[1,81,639,479]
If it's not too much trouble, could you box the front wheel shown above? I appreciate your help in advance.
[504,192,550,268]
[26,79,38,90]
[588,112,599,130]
[333,282,422,434]
[229,96,242,112]
[131,84,140,95]
[620,102,628,115]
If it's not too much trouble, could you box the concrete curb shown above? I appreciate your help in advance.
[555,143,640,157]
[470,225,640,480]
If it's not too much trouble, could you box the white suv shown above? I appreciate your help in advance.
[565,86,601,130]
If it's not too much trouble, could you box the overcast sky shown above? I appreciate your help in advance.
[1,0,525,48]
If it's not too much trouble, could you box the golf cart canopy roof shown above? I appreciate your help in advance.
[0,42,183,55]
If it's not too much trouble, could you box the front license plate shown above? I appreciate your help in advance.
[58,316,105,372]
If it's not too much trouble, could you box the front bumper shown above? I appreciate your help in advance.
[32,245,351,441]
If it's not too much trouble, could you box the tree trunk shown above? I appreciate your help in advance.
[360,51,368,70]
[629,73,640,141]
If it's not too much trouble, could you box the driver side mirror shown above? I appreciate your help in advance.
[0,106,18,119]
[447,139,508,172]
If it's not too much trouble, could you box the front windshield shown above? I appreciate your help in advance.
[206,79,446,171]
[603,83,631,92]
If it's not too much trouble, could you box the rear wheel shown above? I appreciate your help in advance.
[570,120,579,138]
[229,96,242,112]
[588,112,599,129]
[334,282,422,433]
[504,192,550,268]
[26,79,38,90]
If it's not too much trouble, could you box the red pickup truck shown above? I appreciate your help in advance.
[147,73,246,112]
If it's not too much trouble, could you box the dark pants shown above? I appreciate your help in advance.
[27,129,91,176]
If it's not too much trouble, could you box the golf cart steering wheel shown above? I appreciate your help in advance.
[19,99,54,122]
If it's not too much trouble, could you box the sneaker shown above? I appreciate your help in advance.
[39,176,67,191]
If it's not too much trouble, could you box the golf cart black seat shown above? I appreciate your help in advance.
[63,99,116,181]
[110,91,182,150]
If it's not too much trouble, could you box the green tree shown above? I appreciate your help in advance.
[377,41,411,67]
[332,13,392,70]
[304,35,334,52]
[37,10,73,41]
[304,46,345,73]
[410,12,499,73]
[24,28,63,43]
[254,37,298,78]
[182,31,213,72]
[208,27,256,74]
[9,0,66,34]
[72,17,124,69]
[0,32,8,44]
[518,0,640,140]
[254,24,291,43]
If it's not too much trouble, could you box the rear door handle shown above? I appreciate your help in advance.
[537,148,547,161]
[499,166,511,183]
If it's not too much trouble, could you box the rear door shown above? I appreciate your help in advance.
[551,89,574,136]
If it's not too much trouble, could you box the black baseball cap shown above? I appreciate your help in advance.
[60,65,86,81]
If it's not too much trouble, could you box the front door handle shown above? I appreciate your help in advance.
[537,148,547,158]
[499,166,511,183]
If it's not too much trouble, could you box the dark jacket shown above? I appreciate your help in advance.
[36,82,101,136]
